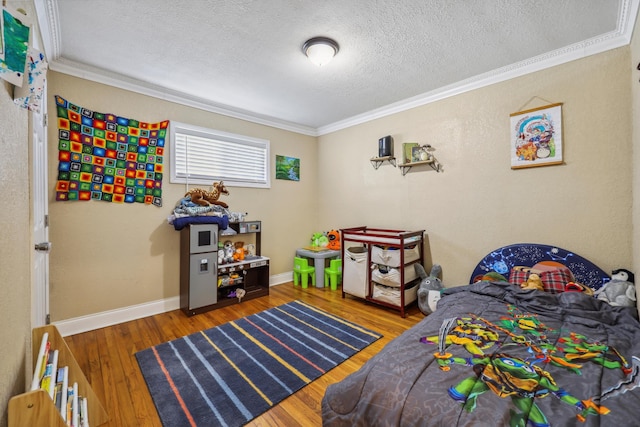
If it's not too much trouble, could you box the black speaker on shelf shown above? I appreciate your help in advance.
[378,135,393,157]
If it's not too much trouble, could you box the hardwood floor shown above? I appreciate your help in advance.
[64,283,424,426]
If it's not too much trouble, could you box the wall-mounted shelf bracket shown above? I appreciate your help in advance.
[398,157,442,176]
[370,156,396,169]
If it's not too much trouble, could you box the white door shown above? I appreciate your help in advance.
[32,85,50,327]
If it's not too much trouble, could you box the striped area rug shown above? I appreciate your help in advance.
[136,300,382,426]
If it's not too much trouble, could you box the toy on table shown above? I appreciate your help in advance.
[520,273,544,291]
[594,268,636,307]
[327,230,341,251]
[415,264,444,315]
[311,232,329,248]
[184,181,230,208]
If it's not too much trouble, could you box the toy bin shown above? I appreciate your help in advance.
[343,246,368,298]
[371,244,419,267]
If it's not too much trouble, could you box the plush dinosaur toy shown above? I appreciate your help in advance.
[415,264,444,315]
[594,268,636,307]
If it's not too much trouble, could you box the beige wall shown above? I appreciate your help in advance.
[48,46,634,320]
[47,72,318,321]
[632,11,640,313]
[318,47,632,286]
[0,81,31,425]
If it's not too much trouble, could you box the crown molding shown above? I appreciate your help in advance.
[35,0,638,138]
[318,0,639,136]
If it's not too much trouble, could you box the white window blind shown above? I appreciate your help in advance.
[170,122,270,188]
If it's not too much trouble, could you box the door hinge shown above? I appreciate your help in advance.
[44,113,48,127]
[44,214,49,227]
[46,314,51,325]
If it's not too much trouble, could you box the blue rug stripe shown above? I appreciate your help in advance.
[184,335,255,419]
[287,300,380,345]
[173,338,235,425]
[254,311,337,366]
[260,309,351,360]
[273,306,362,353]
[214,326,294,396]
[136,301,382,427]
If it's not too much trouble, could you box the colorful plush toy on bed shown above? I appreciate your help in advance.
[415,264,444,315]
[594,268,637,307]
[520,273,544,291]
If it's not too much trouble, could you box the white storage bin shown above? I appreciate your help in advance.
[343,246,368,298]
[372,282,418,306]
[371,264,418,287]
[371,245,419,267]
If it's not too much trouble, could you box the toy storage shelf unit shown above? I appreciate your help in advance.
[180,220,269,316]
[8,325,109,427]
[340,226,425,317]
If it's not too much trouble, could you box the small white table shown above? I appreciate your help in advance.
[295,248,341,288]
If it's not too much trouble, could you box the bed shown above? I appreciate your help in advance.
[322,244,640,426]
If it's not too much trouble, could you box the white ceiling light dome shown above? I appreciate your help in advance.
[303,37,339,67]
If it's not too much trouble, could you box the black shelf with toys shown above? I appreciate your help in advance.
[180,220,269,316]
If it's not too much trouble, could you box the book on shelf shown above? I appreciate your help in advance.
[72,382,79,427]
[30,332,50,391]
[40,349,59,399]
[80,396,89,427]
[53,366,69,420]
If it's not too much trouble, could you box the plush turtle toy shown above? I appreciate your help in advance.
[594,268,636,307]
[415,264,444,315]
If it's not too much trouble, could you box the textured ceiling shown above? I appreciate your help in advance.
[34,0,637,135]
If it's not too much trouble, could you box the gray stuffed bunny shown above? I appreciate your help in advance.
[594,268,636,307]
[415,264,443,315]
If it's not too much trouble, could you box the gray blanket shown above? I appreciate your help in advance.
[322,282,640,426]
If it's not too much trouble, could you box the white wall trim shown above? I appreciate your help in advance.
[54,296,181,337]
[54,273,295,336]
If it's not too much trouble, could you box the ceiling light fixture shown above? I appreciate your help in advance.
[302,37,339,67]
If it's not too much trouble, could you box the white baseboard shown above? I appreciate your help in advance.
[55,272,294,336]
[270,271,293,286]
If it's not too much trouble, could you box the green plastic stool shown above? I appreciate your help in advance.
[324,258,342,290]
[293,257,315,288]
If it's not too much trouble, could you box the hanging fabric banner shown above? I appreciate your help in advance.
[54,96,168,207]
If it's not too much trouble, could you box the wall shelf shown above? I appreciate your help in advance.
[370,156,396,169]
[398,157,442,175]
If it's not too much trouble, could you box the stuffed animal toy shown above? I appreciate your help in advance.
[564,281,594,296]
[327,230,341,251]
[594,268,636,307]
[233,241,246,262]
[184,181,230,208]
[223,240,235,263]
[311,232,329,247]
[520,273,544,291]
[415,264,444,315]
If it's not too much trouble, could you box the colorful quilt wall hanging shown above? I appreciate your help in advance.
[55,96,168,207]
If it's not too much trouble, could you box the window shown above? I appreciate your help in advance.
[170,121,270,188]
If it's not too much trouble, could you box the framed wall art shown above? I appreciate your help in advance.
[275,155,300,181]
[510,102,563,169]
[402,142,419,163]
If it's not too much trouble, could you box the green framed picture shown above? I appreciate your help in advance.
[275,155,300,181]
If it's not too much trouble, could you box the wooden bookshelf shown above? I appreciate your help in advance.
[8,325,108,427]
